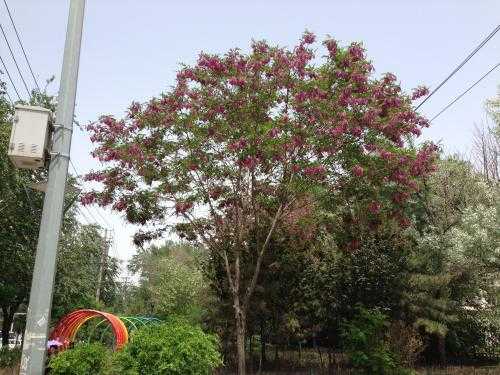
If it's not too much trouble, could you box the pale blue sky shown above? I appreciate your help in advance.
[2,0,499,267]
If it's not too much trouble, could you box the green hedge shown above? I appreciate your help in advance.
[110,319,222,375]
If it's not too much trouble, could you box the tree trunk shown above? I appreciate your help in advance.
[437,335,446,365]
[234,298,247,375]
[249,335,253,374]
[298,341,302,365]
[1,307,14,347]
[260,321,267,365]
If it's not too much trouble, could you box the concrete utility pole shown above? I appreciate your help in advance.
[20,1,85,374]
[96,229,109,302]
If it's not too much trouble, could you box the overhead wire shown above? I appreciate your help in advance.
[93,203,112,229]
[0,53,21,100]
[75,206,92,225]
[2,0,40,92]
[69,159,112,229]
[430,62,500,123]
[69,159,81,178]
[0,22,31,99]
[416,24,500,110]
[69,161,116,260]
[69,159,101,226]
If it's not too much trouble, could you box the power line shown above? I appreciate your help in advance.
[416,24,500,110]
[93,204,112,228]
[2,0,40,92]
[0,53,21,100]
[69,159,113,229]
[69,160,100,225]
[0,22,31,99]
[75,206,92,225]
[430,62,500,123]
[69,159,81,177]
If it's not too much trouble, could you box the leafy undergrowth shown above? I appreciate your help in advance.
[0,348,21,372]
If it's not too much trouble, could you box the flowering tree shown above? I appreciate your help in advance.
[84,32,436,374]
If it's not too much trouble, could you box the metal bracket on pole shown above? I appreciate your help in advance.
[49,151,71,159]
[52,123,74,132]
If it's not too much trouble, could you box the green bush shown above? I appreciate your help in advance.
[447,310,500,362]
[0,347,21,369]
[341,306,415,375]
[110,320,222,375]
[49,342,110,375]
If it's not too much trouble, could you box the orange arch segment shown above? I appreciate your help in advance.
[50,309,128,350]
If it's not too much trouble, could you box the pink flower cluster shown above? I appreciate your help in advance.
[368,201,381,214]
[352,165,364,177]
[410,144,439,177]
[268,127,280,138]
[128,102,141,118]
[84,171,106,182]
[411,86,430,100]
[239,156,259,170]
[304,165,326,177]
[228,76,245,88]
[302,31,316,44]
[292,44,314,77]
[295,87,328,103]
[80,192,96,206]
[392,191,410,204]
[176,69,196,81]
[198,55,226,74]
[348,43,365,61]
[113,199,127,211]
[175,201,193,214]
[324,38,338,57]
[228,138,248,151]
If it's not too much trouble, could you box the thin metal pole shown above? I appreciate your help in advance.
[20,1,85,374]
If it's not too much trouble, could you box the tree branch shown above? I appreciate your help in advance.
[243,203,283,308]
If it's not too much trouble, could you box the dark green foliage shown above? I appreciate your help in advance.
[48,342,110,375]
[341,306,414,375]
[296,235,409,339]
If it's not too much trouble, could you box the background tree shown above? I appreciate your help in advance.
[472,124,499,182]
[52,223,120,320]
[84,32,437,374]
[403,156,499,363]
[0,85,47,346]
[126,241,208,321]
[472,87,500,181]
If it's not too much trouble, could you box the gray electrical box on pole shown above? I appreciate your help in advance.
[8,105,51,169]
[19,1,86,374]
